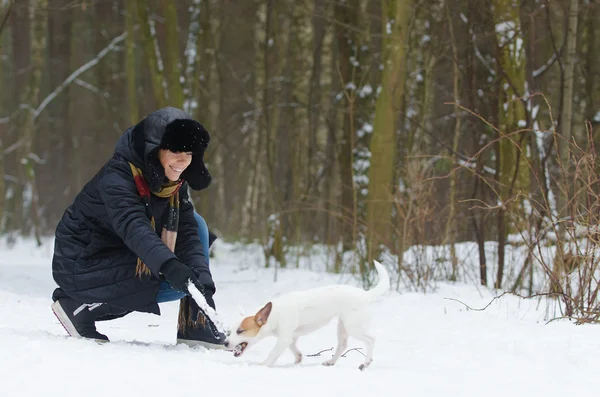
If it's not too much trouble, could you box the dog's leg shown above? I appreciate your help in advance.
[355,333,375,371]
[261,337,293,367]
[343,307,375,370]
[323,320,348,367]
[289,337,302,364]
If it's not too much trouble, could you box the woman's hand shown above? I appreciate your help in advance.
[160,259,206,295]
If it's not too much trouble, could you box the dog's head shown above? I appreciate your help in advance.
[225,302,272,357]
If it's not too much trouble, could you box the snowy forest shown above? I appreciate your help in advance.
[1,0,599,322]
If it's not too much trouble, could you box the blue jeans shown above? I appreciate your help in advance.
[156,212,210,303]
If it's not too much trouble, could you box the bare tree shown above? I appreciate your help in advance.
[365,0,413,271]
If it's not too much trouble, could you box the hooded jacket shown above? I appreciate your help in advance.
[51,107,213,315]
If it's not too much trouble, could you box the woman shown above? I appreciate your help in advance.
[51,107,225,348]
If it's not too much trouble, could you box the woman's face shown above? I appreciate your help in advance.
[159,149,193,181]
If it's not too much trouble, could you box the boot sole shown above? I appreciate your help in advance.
[52,300,81,338]
[176,338,229,350]
[51,301,109,343]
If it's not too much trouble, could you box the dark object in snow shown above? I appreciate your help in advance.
[176,295,227,350]
[51,293,129,341]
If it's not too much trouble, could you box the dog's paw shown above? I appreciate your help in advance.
[358,360,372,371]
[294,353,303,364]
[322,359,336,366]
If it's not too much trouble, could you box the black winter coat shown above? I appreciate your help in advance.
[52,107,214,315]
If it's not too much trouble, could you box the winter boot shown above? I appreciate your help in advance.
[51,292,129,342]
[176,296,227,349]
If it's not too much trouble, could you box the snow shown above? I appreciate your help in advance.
[495,21,516,42]
[1,237,599,397]
[345,82,357,91]
[359,84,373,98]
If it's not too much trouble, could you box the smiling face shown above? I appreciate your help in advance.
[158,149,192,181]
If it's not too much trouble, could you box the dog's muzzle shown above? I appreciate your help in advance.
[233,342,248,357]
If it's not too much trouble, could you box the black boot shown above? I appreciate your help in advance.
[51,290,129,342]
[176,295,227,349]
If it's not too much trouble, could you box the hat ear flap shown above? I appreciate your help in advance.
[181,153,212,190]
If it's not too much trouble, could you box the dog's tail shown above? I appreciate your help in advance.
[367,260,390,299]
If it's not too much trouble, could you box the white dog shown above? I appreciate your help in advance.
[224,260,389,370]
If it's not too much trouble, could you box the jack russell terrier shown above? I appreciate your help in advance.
[224,260,389,370]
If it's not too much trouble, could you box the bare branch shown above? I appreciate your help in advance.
[341,347,365,357]
[533,51,561,78]
[444,291,561,312]
[3,137,26,155]
[0,0,14,39]
[306,347,333,357]
[74,79,109,98]
[32,31,127,122]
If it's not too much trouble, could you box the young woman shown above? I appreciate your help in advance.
[51,107,225,348]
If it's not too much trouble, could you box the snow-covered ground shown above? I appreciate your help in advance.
[1,237,598,397]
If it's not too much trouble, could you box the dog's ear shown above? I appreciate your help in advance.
[255,302,272,326]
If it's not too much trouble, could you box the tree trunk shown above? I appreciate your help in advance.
[86,0,119,185]
[262,0,286,266]
[556,0,579,215]
[559,0,579,159]
[0,2,7,225]
[183,0,202,117]
[552,0,580,295]
[334,0,361,252]
[276,2,296,254]
[69,4,84,195]
[583,3,599,128]
[38,0,73,227]
[19,0,46,244]
[464,0,488,287]
[325,14,341,256]
[162,0,184,108]
[125,0,139,125]
[308,0,326,184]
[216,0,258,236]
[365,0,412,267]
[241,0,269,237]
[136,0,167,109]
[191,0,218,217]
[3,0,30,235]
[444,2,461,281]
[492,0,529,289]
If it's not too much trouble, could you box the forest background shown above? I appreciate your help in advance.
[1,0,599,322]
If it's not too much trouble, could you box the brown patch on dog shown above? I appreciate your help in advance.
[238,317,261,337]
[236,302,273,337]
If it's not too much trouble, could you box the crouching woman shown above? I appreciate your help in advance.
[51,107,225,348]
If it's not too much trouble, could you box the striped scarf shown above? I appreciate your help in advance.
[129,162,183,277]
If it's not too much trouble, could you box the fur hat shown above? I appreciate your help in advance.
[159,119,210,154]
[127,109,213,191]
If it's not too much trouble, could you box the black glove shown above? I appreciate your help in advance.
[208,230,217,248]
[203,291,216,310]
[160,259,205,295]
